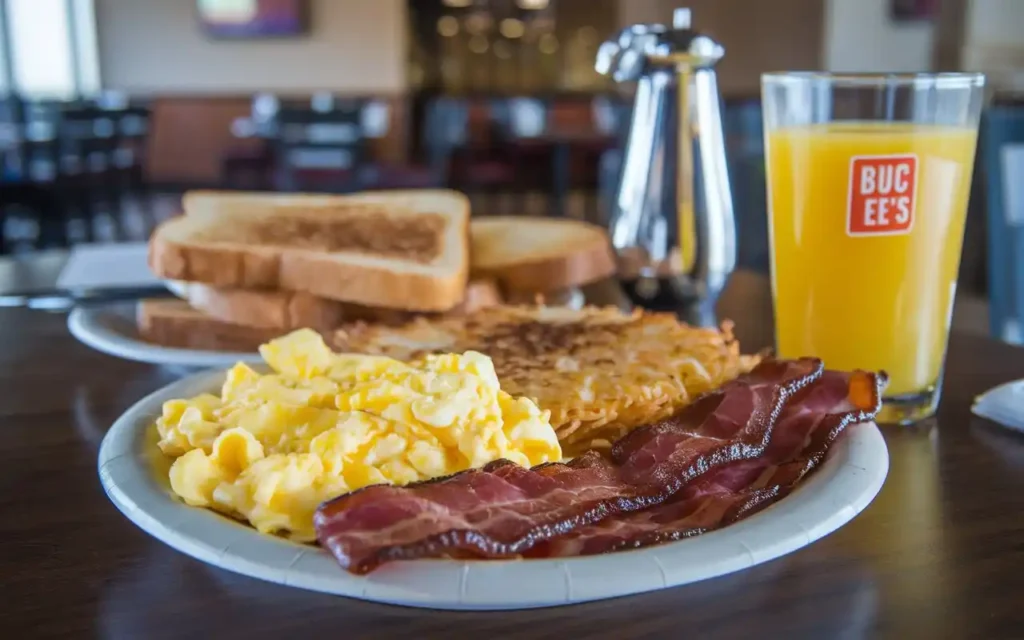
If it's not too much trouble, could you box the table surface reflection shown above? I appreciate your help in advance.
[3,270,1024,639]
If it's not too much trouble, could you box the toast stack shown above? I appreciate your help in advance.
[142,190,617,351]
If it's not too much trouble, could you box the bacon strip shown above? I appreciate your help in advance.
[527,369,885,556]
[315,358,824,574]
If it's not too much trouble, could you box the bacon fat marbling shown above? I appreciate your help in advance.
[314,359,886,574]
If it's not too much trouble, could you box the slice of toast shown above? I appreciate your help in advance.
[137,299,286,352]
[173,278,503,332]
[470,217,616,294]
[149,190,470,312]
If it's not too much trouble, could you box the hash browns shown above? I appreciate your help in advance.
[334,305,760,451]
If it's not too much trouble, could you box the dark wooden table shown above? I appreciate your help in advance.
[4,270,1024,639]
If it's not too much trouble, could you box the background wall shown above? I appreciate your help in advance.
[616,0,825,96]
[94,0,408,95]
[961,0,1024,91]
[823,0,935,73]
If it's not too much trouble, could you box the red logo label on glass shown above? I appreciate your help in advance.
[847,154,918,236]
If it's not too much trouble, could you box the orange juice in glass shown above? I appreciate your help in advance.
[762,73,985,423]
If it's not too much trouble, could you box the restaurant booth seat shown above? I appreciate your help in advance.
[982,102,1024,345]
[723,98,770,274]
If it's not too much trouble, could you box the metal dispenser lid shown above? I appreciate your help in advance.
[595,7,725,82]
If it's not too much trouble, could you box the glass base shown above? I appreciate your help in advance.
[877,385,940,425]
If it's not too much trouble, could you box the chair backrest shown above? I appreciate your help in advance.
[0,95,26,127]
[272,105,366,191]
[252,93,280,122]
[723,99,768,273]
[18,101,63,182]
[60,106,119,141]
[95,90,129,111]
[982,104,1024,345]
[422,97,469,176]
[58,105,121,175]
[360,99,391,139]
[546,98,593,133]
[276,106,364,163]
[22,100,61,142]
[117,105,150,139]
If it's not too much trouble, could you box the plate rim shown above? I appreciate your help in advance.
[69,305,264,367]
[98,368,889,611]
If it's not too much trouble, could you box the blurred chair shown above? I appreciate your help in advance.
[571,95,625,222]
[222,93,280,190]
[310,91,339,114]
[114,102,152,209]
[357,98,440,190]
[11,101,69,248]
[272,103,366,193]
[0,95,26,181]
[496,96,618,219]
[0,96,153,250]
[95,90,129,111]
[0,95,61,253]
[982,104,1024,345]
[723,98,769,274]
[106,100,154,239]
[594,94,632,225]
[593,95,628,139]
[422,96,467,182]
[58,105,127,242]
[505,97,548,138]
[423,97,516,214]
[360,99,391,139]
[492,97,554,214]
[19,101,62,184]
[253,92,281,129]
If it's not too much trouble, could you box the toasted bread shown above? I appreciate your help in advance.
[334,305,760,450]
[470,217,616,294]
[137,299,286,352]
[149,190,470,312]
[173,278,503,332]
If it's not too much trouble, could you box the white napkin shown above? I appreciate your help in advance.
[972,380,1024,434]
[56,243,159,290]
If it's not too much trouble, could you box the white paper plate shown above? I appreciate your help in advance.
[98,369,889,611]
[163,279,189,299]
[69,304,263,368]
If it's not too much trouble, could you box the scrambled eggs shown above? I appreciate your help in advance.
[155,329,562,541]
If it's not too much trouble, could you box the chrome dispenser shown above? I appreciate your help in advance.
[597,8,735,325]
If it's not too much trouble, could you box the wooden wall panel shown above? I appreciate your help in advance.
[699,0,825,98]
[371,97,408,164]
[932,0,967,71]
[145,97,255,184]
[144,95,410,185]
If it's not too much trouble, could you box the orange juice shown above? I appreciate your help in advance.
[766,123,978,397]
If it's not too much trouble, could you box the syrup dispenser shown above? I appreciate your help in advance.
[597,8,736,325]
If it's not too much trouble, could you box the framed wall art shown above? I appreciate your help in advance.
[197,0,309,39]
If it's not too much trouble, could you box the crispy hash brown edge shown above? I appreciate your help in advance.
[332,306,762,451]
[553,320,762,452]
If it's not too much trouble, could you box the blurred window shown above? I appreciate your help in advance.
[1,0,100,98]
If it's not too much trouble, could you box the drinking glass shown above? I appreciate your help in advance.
[761,72,985,424]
